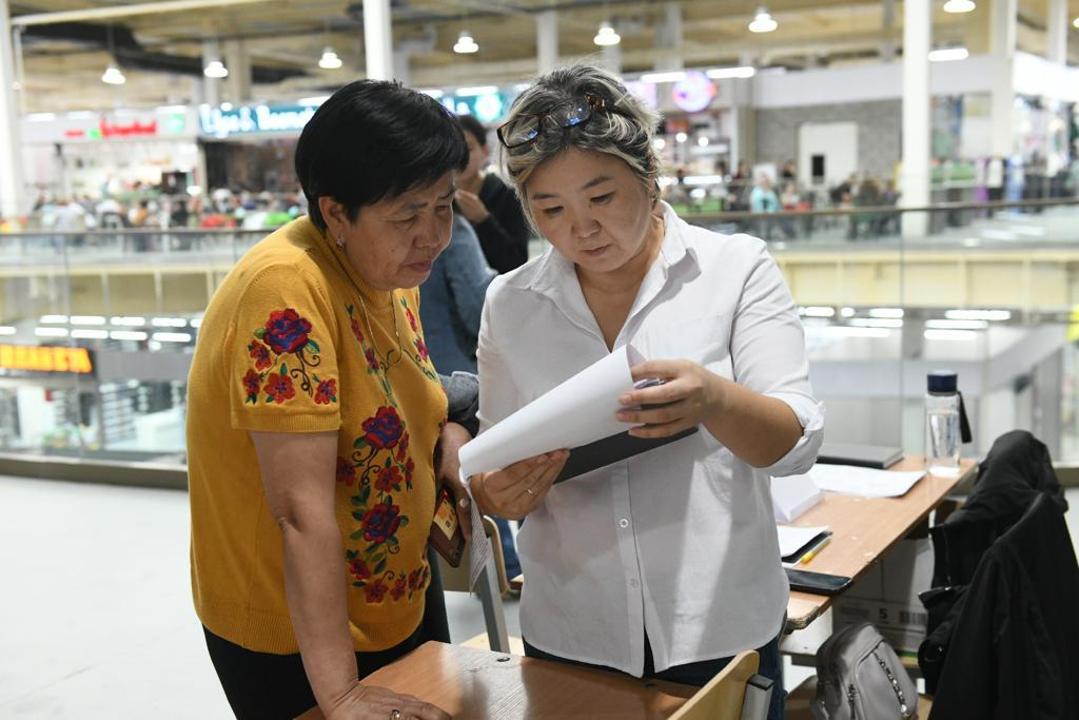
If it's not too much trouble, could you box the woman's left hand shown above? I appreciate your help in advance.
[436,422,474,541]
[616,359,728,439]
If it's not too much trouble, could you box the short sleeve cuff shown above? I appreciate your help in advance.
[230,410,341,433]
[760,392,825,477]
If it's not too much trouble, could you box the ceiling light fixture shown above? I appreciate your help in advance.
[101,64,126,85]
[203,59,229,79]
[942,0,976,12]
[593,21,621,47]
[748,7,778,33]
[454,31,479,54]
[318,46,343,70]
[706,66,756,79]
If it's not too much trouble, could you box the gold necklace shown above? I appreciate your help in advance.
[327,241,403,369]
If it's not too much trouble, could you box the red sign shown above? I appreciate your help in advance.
[100,118,158,138]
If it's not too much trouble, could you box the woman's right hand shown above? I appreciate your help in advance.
[469,451,569,520]
[324,682,451,720]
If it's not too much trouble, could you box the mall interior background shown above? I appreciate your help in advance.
[1,1,1079,716]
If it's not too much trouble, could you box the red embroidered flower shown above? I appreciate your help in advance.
[263,308,312,354]
[349,557,371,581]
[408,568,423,591]
[395,432,410,461]
[362,406,403,449]
[242,369,261,402]
[365,348,379,371]
[403,458,415,485]
[263,373,295,404]
[405,306,418,331]
[391,577,407,600]
[414,337,429,361]
[349,317,364,344]
[361,502,401,544]
[365,578,388,603]
[248,341,272,370]
[336,457,356,486]
[314,379,337,405]
[374,465,403,493]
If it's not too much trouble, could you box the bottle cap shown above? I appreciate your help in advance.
[928,371,958,393]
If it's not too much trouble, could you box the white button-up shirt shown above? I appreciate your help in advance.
[476,203,824,675]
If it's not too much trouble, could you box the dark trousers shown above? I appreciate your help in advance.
[524,628,785,720]
[204,622,425,719]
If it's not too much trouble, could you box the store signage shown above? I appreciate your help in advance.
[22,110,192,144]
[671,71,717,113]
[63,118,159,140]
[0,345,94,375]
[199,104,318,138]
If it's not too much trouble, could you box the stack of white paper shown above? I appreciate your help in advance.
[770,473,823,523]
[810,463,925,498]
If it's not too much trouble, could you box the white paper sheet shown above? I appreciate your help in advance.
[459,345,639,477]
[462,345,641,588]
[810,463,925,498]
[776,525,829,560]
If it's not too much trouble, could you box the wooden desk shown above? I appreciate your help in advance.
[785,457,978,630]
[300,641,697,720]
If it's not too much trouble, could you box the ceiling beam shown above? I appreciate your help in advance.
[12,0,275,27]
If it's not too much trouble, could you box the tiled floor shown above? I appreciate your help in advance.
[1,475,1077,718]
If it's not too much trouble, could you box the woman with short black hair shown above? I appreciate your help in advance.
[188,80,476,720]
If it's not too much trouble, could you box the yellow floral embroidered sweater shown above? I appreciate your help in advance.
[187,216,446,654]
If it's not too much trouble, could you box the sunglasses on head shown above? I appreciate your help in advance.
[496,94,612,150]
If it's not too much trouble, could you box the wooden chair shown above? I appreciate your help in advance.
[667,650,760,720]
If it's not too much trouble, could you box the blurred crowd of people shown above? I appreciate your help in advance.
[0,187,308,234]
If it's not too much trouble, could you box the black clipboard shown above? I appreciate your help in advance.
[554,426,699,483]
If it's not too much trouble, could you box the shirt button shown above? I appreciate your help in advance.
[629,578,640,588]
[618,518,630,529]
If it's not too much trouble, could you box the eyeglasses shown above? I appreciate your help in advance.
[496,94,611,149]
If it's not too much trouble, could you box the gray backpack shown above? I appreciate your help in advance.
[812,622,918,720]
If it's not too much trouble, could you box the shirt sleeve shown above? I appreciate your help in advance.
[474,176,531,274]
[475,278,521,435]
[228,264,342,433]
[445,218,497,337]
[729,240,824,476]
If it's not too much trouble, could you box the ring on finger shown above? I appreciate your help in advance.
[390,710,402,720]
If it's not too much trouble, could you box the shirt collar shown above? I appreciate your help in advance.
[524,201,699,300]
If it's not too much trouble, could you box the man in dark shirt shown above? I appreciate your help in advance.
[456,114,531,274]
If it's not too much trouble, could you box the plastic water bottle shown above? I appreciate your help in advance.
[925,371,961,476]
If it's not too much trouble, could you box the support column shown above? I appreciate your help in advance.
[988,0,1017,159]
[730,52,756,172]
[202,39,221,108]
[223,39,250,104]
[1047,0,1068,65]
[881,0,898,62]
[536,9,558,75]
[654,2,684,72]
[393,48,410,87]
[601,44,622,76]
[363,0,393,81]
[900,0,930,239]
[0,0,26,219]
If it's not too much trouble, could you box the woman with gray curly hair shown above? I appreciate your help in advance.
[468,65,824,719]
